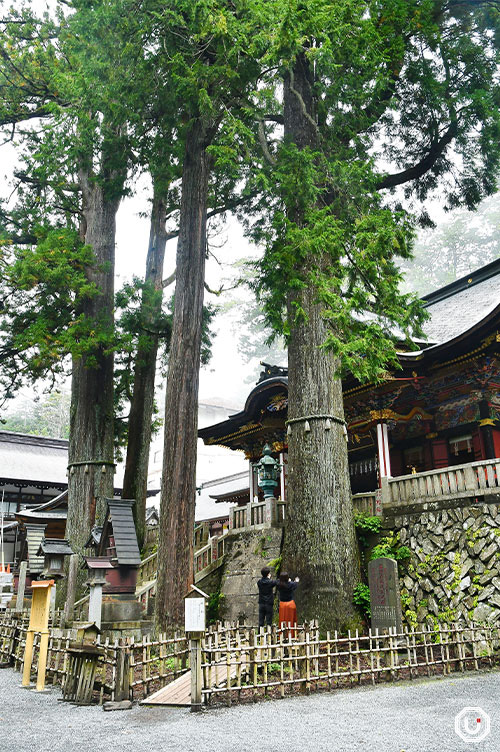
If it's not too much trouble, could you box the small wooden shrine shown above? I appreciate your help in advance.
[96,498,141,594]
[199,259,500,498]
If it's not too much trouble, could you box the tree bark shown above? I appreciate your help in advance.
[66,177,119,560]
[122,188,168,549]
[281,54,361,631]
[155,121,210,629]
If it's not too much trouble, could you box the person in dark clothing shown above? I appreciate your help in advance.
[257,566,277,627]
[277,571,299,635]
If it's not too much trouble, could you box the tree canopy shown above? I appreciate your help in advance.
[0,0,499,628]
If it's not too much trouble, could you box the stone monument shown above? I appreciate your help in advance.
[368,557,403,633]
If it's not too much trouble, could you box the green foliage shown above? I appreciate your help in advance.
[353,583,371,618]
[354,512,382,547]
[267,663,282,675]
[207,589,225,625]
[267,554,282,575]
[0,228,105,404]
[370,532,411,565]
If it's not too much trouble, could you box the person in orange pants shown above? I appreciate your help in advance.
[277,572,299,638]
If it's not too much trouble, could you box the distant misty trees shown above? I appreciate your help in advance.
[1,390,70,439]
[401,193,500,295]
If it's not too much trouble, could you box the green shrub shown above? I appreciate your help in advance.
[354,513,382,547]
[370,532,410,564]
[207,589,225,624]
[353,583,371,618]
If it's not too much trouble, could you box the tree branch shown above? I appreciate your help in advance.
[376,120,458,190]
[356,62,403,134]
[258,120,276,166]
[162,269,176,288]
[263,114,284,125]
[203,280,241,296]
[161,191,257,278]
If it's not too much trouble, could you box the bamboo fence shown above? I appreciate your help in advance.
[200,622,500,705]
[1,610,499,708]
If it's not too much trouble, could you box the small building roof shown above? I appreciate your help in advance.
[37,538,74,557]
[145,507,159,526]
[85,526,103,548]
[84,556,113,570]
[210,488,250,504]
[99,498,141,567]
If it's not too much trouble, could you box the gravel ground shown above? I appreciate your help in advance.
[1,667,500,752]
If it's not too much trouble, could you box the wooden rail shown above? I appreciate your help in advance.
[385,458,500,507]
[228,458,500,527]
[136,551,158,587]
[194,533,228,582]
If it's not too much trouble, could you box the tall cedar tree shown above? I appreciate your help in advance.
[252,0,500,629]
[0,1,140,563]
[148,0,264,628]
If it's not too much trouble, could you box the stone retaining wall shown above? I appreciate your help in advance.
[383,493,500,626]
[217,528,282,623]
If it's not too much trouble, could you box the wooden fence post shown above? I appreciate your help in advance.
[15,562,28,613]
[64,554,79,623]
[115,639,130,701]
[190,634,203,712]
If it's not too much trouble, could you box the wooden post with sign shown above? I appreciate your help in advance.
[22,580,54,691]
[184,585,208,713]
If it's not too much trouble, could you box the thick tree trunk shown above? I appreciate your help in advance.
[281,55,361,631]
[66,178,119,559]
[155,121,209,629]
[122,189,168,549]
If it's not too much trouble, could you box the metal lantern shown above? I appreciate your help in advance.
[256,444,280,499]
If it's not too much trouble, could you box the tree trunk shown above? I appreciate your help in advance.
[122,188,168,549]
[281,54,361,631]
[66,178,119,559]
[155,121,209,629]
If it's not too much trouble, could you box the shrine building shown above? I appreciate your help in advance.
[199,259,500,503]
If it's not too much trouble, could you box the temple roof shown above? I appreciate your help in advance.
[0,431,69,488]
[419,258,500,348]
[199,259,500,451]
[0,431,150,496]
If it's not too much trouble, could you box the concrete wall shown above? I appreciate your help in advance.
[383,493,500,626]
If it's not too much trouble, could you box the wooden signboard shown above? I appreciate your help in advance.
[185,598,205,633]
